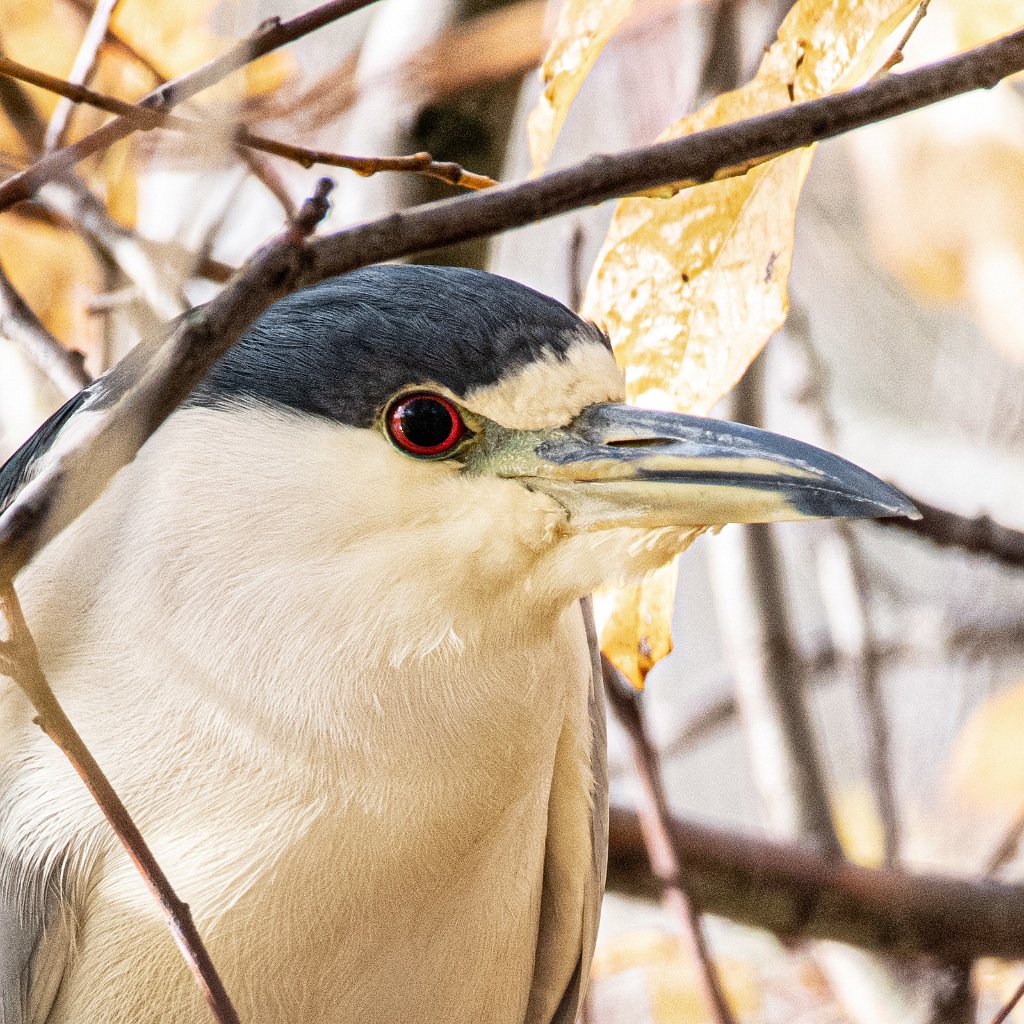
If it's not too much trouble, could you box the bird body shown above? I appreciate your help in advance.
[0,266,913,1023]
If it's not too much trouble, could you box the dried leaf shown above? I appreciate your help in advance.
[582,0,921,415]
[592,558,677,690]
[527,0,633,172]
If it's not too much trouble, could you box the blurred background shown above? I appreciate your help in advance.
[0,1,1022,1021]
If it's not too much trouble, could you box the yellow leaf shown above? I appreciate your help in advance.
[0,0,88,119]
[111,0,222,80]
[581,0,921,415]
[98,142,137,229]
[0,214,102,361]
[592,930,759,1022]
[527,0,632,172]
[593,558,677,690]
[833,786,885,868]
[947,681,1024,813]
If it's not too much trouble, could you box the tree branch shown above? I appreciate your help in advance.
[61,0,163,81]
[604,657,737,1024]
[0,584,238,1024]
[0,261,92,396]
[606,805,1024,962]
[3,32,1024,586]
[44,0,122,151]
[0,56,497,190]
[0,0,383,212]
[303,27,1024,275]
[877,499,1024,568]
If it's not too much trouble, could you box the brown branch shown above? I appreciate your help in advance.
[61,0,163,82]
[0,55,496,191]
[992,981,1024,1024]
[787,318,903,865]
[303,28,1024,276]
[0,584,239,1024]
[0,261,92,396]
[876,499,1024,568]
[45,0,122,151]
[875,0,931,78]
[606,805,1024,962]
[3,32,1024,587]
[0,0,383,212]
[0,175,334,585]
[604,658,737,1024]
[0,183,332,1019]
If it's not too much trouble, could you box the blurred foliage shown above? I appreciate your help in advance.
[851,0,1024,365]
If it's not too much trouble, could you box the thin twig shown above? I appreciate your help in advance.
[0,262,91,395]
[0,181,332,1020]
[304,27,1024,276]
[237,148,296,218]
[0,0,384,212]
[45,0,122,151]
[3,31,1024,587]
[877,500,1024,568]
[787,320,902,865]
[0,55,496,191]
[0,584,238,1024]
[604,657,738,1024]
[992,982,1024,1024]
[606,804,1024,961]
[61,0,163,81]
[875,0,931,78]
[659,619,1024,760]
[0,46,188,320]
[713,361,843,856]
[985,803,1024,875]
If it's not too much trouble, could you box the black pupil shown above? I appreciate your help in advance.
[398,398,454,449]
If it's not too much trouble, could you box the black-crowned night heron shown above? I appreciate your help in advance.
[0,265,913,1024]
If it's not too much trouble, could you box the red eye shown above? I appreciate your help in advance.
[386,393,465,457]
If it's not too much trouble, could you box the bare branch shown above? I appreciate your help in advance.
[875,0,931,78]
[0,262,91,396]
[61,0,163,81]
[304,28,1024,277]
[876,499,1024,568]
[45,0,122,151]
[0,584,239,1024]
[992,980,1024,1024]
[606,805,1024,962]
[0,56,497,191]
[0,178,334,585]
[604,658,738,1024]
[0,0,384,212]
[3,32,1024,587]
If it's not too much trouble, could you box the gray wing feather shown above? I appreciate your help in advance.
[0,898,37,1024]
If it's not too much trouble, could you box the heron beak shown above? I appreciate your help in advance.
[466,403,919,532]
